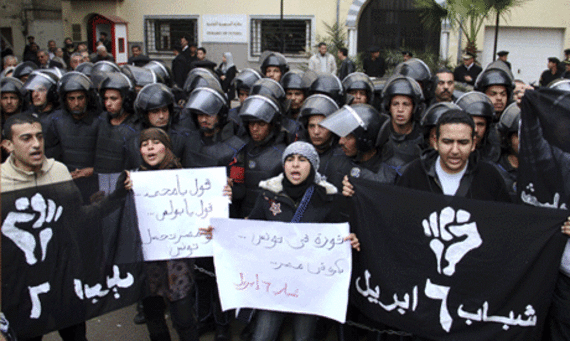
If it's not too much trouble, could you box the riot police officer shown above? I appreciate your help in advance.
[94,72,142,173]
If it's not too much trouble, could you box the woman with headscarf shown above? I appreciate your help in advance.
[216,52,237,101]
[128,127,231,341]
[202,141,359,341]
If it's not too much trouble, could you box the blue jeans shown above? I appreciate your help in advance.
[251,310,317,341]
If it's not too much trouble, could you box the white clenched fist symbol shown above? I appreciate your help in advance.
[422,207,482,276]
[2,193,62,265]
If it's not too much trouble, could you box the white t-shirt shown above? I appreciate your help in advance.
[319,55,328,73]
[435,156,468,195]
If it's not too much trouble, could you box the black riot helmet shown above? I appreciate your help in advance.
[23,71,60,109]
[298,94,339,128]
[421,102,462,128]
[239,94,282,125]
[455,91,496,121]
[249,78,286,104]
[185,87,229,127]
[0,77,26,114]
[92,60,121,74]
[134,83,175,127]
[144,61,173,87]
[280,70,306,91]
[260,51,289,78]
[307,72,344,106]
[233,68,262,93]
[75,62,94,78]
[12,62,38,82]
[474,62,515,99]
[183,68,223,98]
[498,102,520,137]
[99,72,136,115]
[342,72,374,104]
[57,71,94,115]
[421,102,461,144]
[382,75,425,119]
[320,104,391,154]
[393,58,433,100]
[548,79,570,92]
[121,65,157,90]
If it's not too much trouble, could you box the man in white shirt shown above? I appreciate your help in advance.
[308,42,337,74]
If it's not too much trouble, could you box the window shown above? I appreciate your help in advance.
[250,17,312,58]
[144,17,198,54]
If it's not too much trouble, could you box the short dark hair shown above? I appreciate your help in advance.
[100,32,108,37]
[172,44,182,53]
[339,48,348,57]
[436,67,453,76]
[3,113,41,141]
[132,45,141,50]
[435,109,475,139]
[318,42,326,48]
[198,47,206,54]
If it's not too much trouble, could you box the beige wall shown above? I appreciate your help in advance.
[62,0,570,68]
[447,0,570,64]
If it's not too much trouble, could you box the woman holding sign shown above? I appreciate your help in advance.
[128,127,231,341]
[203,141,359,340]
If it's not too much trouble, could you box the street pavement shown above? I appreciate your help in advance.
[42,303,340,340]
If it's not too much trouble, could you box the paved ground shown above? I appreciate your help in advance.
[43,304,340,340]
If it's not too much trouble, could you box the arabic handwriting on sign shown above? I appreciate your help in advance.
[355,270,418,315]
[169,243,199,257]
[285,234,310,249]
[233,273,298,298]
[141,227,205,245]
[520,183,568,210]
[313,234,345,250]
[155,199,213,221]
[251,232,283,249]
[142,175,212,199]
[457,302,537,330]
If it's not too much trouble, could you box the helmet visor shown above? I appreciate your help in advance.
[319,105,365,137]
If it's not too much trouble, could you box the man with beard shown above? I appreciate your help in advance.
[94,73,142,173]
[432,68,456,104]
[44,72,99,180]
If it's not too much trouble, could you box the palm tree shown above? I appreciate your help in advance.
[484,0,528,59]
[415,0,491,54]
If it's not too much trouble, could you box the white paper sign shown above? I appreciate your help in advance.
[211,218,352,323]
[131,167,228,261]
[202,15,248,43]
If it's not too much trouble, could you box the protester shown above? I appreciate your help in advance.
[132,128,200,341]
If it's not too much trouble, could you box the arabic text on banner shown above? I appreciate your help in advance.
[131,167,229,260]
[349,179,567,341]
[211,218,352,323]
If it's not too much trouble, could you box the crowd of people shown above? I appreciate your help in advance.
[2,34,570,341]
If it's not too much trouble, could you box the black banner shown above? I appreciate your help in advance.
[350,180,567,340]
[1,174,143,339]
[518,88,570,209]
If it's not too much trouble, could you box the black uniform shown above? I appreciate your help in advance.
[94,113,142,173]
[453,64,482,86]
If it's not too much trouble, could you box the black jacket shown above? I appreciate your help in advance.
[338,58,356,81]
[397,149,511,202]
[172,54,190,88]
[453,63,482,86]
[247,173,343,223]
